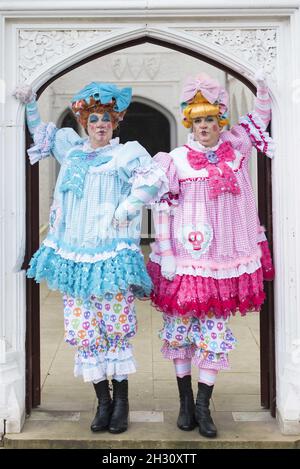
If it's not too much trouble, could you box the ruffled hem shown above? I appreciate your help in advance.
[27,244,152,299]
[147,260,266,319]
[44,238,140,263]
[74,346,136,382]
[130,162,170,205]
[74,347,106,382]
[106,352,137,378]
[151,201,177,215]
[27,122,57,164]
[149,251,262,279]
[259,240,275,280]
[161,342,196,360]
[160,342,231,370]
[192,355,230,371]
[239,112,275,159]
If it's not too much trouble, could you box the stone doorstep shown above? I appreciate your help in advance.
[3,410,300,449]
[3,437,300,450]
[9,410,275,423]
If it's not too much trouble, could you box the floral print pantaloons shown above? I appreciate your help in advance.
[63,291,137,382]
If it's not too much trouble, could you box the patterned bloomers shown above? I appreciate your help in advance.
[159,312,237,370]
[63,291,137,382]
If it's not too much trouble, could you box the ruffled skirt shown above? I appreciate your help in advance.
[147,241,274,319]
[27,244,152,299]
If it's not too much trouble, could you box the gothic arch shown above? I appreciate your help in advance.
[19,26,277,103]
[21,29,275,418]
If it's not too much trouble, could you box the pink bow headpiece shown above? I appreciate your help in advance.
[181,73,228,115]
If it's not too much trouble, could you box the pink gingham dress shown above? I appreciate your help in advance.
[147,120,274,319]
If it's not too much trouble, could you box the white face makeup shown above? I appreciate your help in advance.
[192,115,221,148]
[87,112,114,148]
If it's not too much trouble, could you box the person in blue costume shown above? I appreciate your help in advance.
[14,82,168,434]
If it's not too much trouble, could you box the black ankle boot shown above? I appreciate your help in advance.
[91,379,113,432]
[109,379,129,434]
[176,375,197,431]
[195,382,217,438]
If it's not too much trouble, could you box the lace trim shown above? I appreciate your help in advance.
[130,162,170,206]
[148,260,265,319]
[82,137,120,153]
[187,133,222,152]
[28,244,152,299]
[239,112,275,159]
[161,342,196,360]
[74,346,136,382]
[149,249,262,277]
[44,238,140,263]
[192,355,230,370]
[27,122,57,164]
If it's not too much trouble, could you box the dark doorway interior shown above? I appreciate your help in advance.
[119,101,171,242]
[60,110,80,133]
[119,101,171,155]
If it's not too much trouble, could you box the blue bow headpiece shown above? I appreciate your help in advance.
[71,82,132,112]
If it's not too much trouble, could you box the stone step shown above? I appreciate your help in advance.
[3,410,299,449]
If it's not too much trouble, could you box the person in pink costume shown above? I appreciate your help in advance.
[147,70,275,438]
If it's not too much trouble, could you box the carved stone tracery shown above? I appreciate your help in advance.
[182,28,276,75]
[18,29,111,81]
[18,27,277,82]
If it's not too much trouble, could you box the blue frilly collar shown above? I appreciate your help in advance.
[60,138,120,198]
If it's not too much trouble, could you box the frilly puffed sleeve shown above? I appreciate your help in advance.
[150,151,179,213]
[27,124,83,165]
[113,142,169,223]
[237,81,275,159]
[25,100,83,165]
[117,141,169,197]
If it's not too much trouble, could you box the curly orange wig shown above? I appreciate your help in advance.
[71,97,126,131]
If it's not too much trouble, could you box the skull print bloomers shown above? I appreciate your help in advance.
[148,117,275,321]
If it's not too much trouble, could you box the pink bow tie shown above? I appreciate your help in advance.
[185,142,241,199]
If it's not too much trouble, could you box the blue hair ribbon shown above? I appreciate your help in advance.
[71,82,132,112]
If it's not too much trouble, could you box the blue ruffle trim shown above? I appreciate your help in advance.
[27,122,57,165]
[27,245,152,299]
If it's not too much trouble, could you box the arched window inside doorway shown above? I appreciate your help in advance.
[59,109,80,134]
[119,101,171,154]
[119,100,172,242]
[59,110,79,133]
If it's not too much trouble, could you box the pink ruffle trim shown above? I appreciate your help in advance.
[148,241,274,319]
[192,355,230,371]
[161,342,196,360]
[161,342,230,370]
[259,240,275,280]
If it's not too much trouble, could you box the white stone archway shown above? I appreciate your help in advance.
[1,1,300,436]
